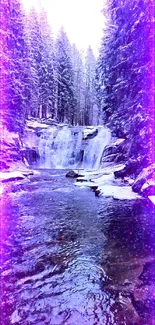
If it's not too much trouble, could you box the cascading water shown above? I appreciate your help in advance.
[38,126,83,169]
[82,128,111,169]
[38,126,111,169]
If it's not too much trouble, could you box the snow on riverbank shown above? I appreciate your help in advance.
[96,184,140,200]
[74,164,140,200]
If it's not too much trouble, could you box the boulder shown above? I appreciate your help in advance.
[66,170,81,178]
[90,185,98,191]
[141,180,155,197]
[76,176,88,182]
[103,138,125,157]
[102,154,118,163]
[132,177,146,193]
[102,138,130,166]
[95,189,102,197]
[132,164,155,193]
[83,127,98,140]
[123,177,134,186]
[115,153,127,163]
[114,159,140,178]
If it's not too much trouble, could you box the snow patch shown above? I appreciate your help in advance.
[26,120,49,129]
[148,196,155,205]
[75,164,140,200]
[98,185,140,200]
[0,171,25,181]
[83,126,97,139]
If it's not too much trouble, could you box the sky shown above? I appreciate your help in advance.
[22,0,106,56]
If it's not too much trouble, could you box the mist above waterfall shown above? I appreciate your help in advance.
[38,126,111,169]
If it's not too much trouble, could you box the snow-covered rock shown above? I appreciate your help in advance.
[102,138,125,157]
[141,180,155,197]
[132,164,155,193]
[83,126,98,140]
[26,120,49,130]
[75,163,139,200]
[102,154,118,163]
[0,171,25,183]
[66,169,84,178]
[96,185,140,200]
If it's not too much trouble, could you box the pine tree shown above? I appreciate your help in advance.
[25,8,40,118]
[55,28,76,124]
[0,0,28,132]
[71,44,85,125]
[25,9,56,119]
[96,0,155,163]
[84,46,96,125]
[39,9,56,119]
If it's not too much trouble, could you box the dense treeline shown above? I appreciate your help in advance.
[96,0,155,163]
[0,0,28,132]
[0,0,154,164]
[0,0,97,131]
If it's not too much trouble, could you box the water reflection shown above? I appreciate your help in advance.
[1,170,155,325]
[99,199,155,324]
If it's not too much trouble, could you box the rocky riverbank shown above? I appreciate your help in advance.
[66,161,155,204]
[66,164,155,204]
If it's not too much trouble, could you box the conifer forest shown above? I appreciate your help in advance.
[0,1,155,325]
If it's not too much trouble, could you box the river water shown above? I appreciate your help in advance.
[1,169,155,325]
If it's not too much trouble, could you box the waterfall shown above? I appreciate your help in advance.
[82,128,111,169]
[38,126,111,169]
[38,126,83,169]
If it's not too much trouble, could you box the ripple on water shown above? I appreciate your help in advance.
[1,170,155,325]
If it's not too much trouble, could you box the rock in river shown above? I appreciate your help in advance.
[66,170,83,178]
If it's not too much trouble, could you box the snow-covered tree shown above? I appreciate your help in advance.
[84,46,96,125]
[39,9,56,118]
[25,8,40,118]
[55,28,76,123]
[96,0,155,163]
[71,44,85,125]
[25,9,56,119]
[0,0,28,132]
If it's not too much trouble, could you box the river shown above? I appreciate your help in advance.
[1,169,155,325]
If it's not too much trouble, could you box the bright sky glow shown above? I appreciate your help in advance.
[22,0,106,56]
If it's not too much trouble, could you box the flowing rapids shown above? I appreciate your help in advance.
[1,170,155,325]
